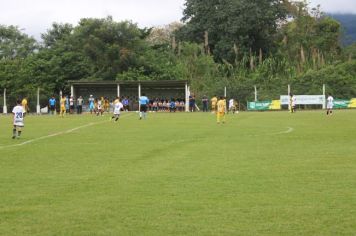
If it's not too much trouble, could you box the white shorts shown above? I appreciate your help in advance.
[327,103,333,109]
[14,122,24,127]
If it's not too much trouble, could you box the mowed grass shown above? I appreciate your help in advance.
[0,110,356,235]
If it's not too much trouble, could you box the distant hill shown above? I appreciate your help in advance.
[328,14,356,46]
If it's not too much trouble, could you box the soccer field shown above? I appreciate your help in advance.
[0,111,356,235]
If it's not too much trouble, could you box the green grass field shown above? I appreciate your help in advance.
[1,111,356,235]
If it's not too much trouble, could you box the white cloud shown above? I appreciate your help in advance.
[0,0,185,39]
[0,0,355,40]
[309,0,356,13]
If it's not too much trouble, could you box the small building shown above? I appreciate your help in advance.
[69,80,190,111]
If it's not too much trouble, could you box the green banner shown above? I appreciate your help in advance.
[333,99,351,109]
[248,101,272,111]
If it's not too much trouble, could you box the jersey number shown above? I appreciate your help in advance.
[16,112,23,119]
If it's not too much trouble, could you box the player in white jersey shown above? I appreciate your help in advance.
[111,97,124,122]
[326,94,334,115]
[228,98,236,114]
[96,99,103,116]
[290,94,297,113]
[12,99,26,139]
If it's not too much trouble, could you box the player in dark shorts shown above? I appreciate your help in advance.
[139,93,149,120]
[49,96,56,115]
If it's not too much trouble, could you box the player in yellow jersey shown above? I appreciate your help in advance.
[22,97,29,113]
[60,95,66,117]
[211,95,218,113]
[104,97,110,112]
[216,96,226,124]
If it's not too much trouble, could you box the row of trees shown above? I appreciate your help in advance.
[1,0,356,109]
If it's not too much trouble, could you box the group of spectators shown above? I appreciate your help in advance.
[148,98,186,112]
[189,95,239,113]
[48,95,132,115]
[47,94,239,115]
[49,95,87,115]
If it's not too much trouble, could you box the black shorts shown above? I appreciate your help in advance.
[50,105,55,111]
[140,105,147,112]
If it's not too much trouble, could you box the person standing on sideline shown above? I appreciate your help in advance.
[111,97,124,122]
[202,95,209,112]
[88,95,95,114]
[211,95,218,113]
[139,93,149,120]
[69,96,75,114]
[65,96,70,114]
[170,99,176,112]
[216,96,226,124]
[123,97,129,111]
[49,96,56,115]
[77,96,83,114]
[326,94,334,115]
[12,99,26,139]
[189,95,196,112]
[60,95,66,117]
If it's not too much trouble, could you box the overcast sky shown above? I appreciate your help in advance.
[0,0,355,40]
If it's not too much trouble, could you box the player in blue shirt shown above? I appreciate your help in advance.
[139,93,149,120]
[88,95,95,114]
[49,96,56,115]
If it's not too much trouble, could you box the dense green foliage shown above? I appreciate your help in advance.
[0,1,356,110]
[178,0,288,62]
[1,111,356,235]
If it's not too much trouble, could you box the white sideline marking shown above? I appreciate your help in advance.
[273,127,294,135]
[0,113,133,149]
[250,127,294,137]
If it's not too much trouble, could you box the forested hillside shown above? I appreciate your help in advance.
[329,13,356,45]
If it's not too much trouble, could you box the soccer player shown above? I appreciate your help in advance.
[228,98,236,114]
[60,95,66,117]
[88,95,95,114]
[104,97,110,113]
[139,93,149,120]
[211,95,218,113]
[290,94,296,113]
[326,94,334,115]
[96,98,103,116]
[22,97,29,113]
[111,97,123,122]
[49,95,56,115]
[12,99,26,139]
[216,96,226,124]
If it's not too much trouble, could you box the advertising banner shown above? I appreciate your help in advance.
[280,95,325,105]
[334,99,356,109]
[333,99,350,109]
[248,100,281,111]
[349,98,356,108]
